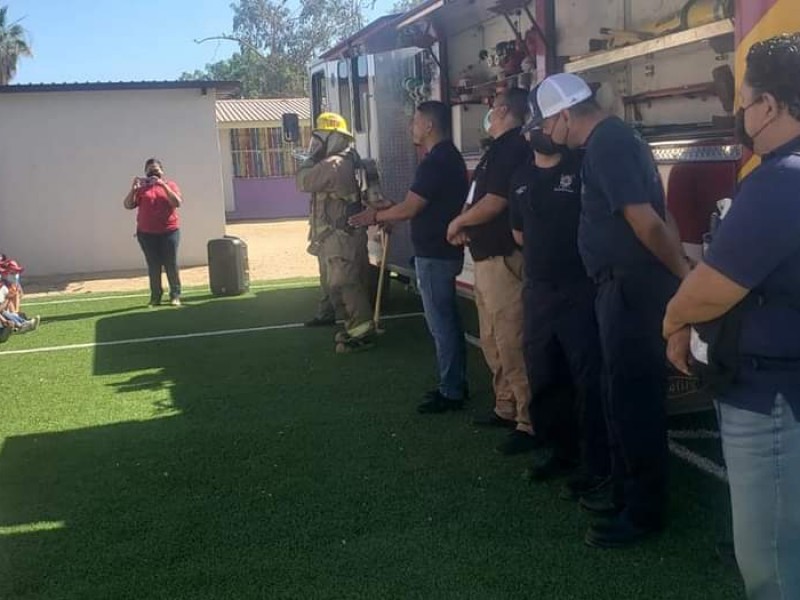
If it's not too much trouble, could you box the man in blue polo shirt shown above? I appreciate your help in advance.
[350,101,469,412]
[664,34,800,598]
[534,73,690,548]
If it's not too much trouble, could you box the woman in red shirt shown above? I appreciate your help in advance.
[123,158,184,306]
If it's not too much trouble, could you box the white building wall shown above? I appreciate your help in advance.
[218,128,236,213]
[0,88,225,276]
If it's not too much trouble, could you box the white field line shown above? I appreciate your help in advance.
[467,328,726,481]
[0,312,425,357]
[23,282,316,307]
[668,440,728,482]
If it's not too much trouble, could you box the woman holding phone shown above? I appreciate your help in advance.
[123,157,184,307]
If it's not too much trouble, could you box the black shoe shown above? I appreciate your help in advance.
[305,316,336,327]
[472,411,516,429]
[579,485,623,517]
[0,326,10,343]
[584,513,660,549]
[417,391,464,414]
[496,430,540,456]
[559,475,611,502]
[148,298,161,307]
[526,455,579,482]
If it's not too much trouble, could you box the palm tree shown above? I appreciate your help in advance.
[0,5,32,85]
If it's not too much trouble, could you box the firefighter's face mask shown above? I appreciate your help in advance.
[307,132,330,162]
[324,131,353,156]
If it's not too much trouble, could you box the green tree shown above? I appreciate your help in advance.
[391,0,424,12]
[0,5,32,85]
[182,0,375,98]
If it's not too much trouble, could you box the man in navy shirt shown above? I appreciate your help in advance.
[664,34,800,598]
[533,73,690,548]
[511,87,609,494]
[350,101,469,412]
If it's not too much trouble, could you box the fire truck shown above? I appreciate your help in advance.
[287,0,799,411]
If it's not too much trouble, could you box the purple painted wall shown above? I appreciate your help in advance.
[227,177,310,221]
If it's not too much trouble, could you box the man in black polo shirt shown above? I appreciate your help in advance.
[350,101,469,412]
[511,88,609,492]
[446,88,533,455]
[533,73,690,548]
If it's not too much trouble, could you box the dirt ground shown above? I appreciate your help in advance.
[23,220,318,297]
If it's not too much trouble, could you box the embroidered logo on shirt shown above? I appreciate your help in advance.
[514,185,528,196]
[554,174,576,193]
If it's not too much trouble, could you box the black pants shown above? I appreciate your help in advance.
[594,266,679,528]
[523,281,609,478]
[137,229,182,302]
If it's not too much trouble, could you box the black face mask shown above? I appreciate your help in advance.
[734,107,754,151]
[529,130,563,156]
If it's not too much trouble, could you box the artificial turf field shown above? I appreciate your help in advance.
[0,279,744,599]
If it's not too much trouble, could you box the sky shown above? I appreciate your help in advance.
[6,0,395,85]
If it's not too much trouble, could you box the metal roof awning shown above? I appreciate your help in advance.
[395,0,446,29]
[215,98,311,125]
[318,14,405,60]
[396,0,537,39]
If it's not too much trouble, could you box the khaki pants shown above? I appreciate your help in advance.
[473,251,532,434]
[322,230,373,338]
[316,255,342,321]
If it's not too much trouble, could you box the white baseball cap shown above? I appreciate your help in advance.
[522,73,593,132]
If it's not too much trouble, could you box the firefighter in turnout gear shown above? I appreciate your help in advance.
[297,113,376,353]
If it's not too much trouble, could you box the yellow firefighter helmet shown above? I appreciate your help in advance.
[315,112,352,137]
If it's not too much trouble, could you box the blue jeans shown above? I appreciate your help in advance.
[717,394,800,600]
[2,310,26,326]
[136,229,182,302]
[415,257,467,400]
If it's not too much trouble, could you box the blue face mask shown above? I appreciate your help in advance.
[483,109,493,136]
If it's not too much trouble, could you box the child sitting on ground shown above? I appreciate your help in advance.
[0,275,38,336]
[0,255,24,313]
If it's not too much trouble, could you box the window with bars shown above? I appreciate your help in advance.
[230,125,311,178]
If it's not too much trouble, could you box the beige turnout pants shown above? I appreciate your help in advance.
[473,250,532,434]
[322,230,373,339]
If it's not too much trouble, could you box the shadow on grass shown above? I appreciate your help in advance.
[0,285,743,600]
[35,305,145,324]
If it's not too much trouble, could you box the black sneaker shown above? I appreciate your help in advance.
[305,316,336,327]
[496,430,540,456]
[584,513,660,549]
[0,326,10,343]
[148,297,162,307]
[417,391,464,414]
[472,412,516,429]
[525,455,579,482]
